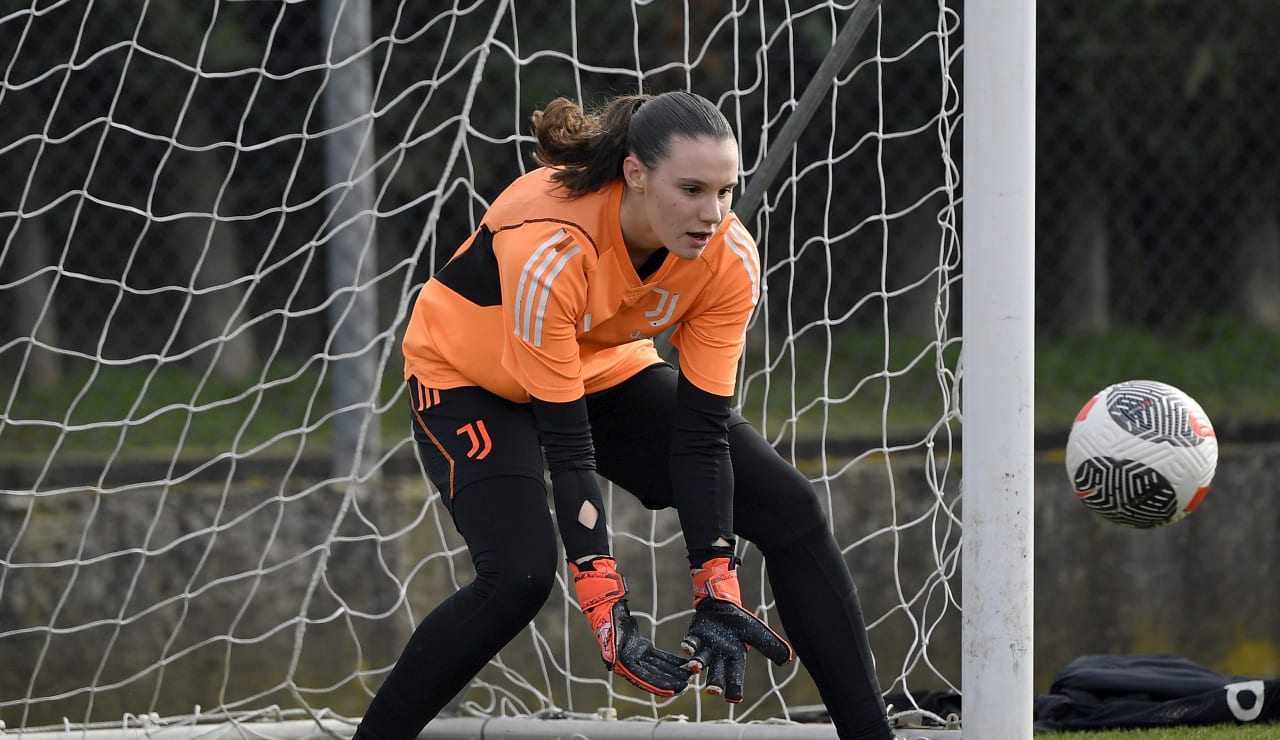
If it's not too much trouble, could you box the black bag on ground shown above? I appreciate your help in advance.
[1034,653,1280,732]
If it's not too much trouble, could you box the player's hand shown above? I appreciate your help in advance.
[570,558,693,697]
[680,556,794,702]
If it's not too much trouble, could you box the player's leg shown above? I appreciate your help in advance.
[354,382,557,740]
[726,420,893,740]
[587,364,892,740]
[584,364,682,510]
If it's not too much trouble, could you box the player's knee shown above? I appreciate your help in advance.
[509,548,558,612]
[466,532,558,620]
[476,543,557,619]
[738,477,829,552]
[729,422,830,547]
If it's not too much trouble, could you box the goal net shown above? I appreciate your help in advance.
[0,1,965,736]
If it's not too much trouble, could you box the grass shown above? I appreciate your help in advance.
[0,327,1276,736]
[1034,319,1280,437]
[0,354,407,466]
[1034,726,1277,739]
[737,318,1280,446]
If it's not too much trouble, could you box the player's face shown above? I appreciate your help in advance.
[621,135,739,262]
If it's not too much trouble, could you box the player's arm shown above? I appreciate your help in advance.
[497,225,589,402]
[670,221,791,700]
[493,223,612,560]
[667,216,761,565]
[669,371,793,702]
[668,373,735,567]
[529,394,692,697]
[496,226,690,696]
[529,395,606,562]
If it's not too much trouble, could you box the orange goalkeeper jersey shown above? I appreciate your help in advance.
[402,168,761,404]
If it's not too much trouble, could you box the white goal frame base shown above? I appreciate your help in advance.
[7,719,961,740]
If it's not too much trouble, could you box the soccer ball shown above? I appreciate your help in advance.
[1065,380,1218,528]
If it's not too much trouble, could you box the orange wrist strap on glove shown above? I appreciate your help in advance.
[681,556,794,702]
[570,558,692,697]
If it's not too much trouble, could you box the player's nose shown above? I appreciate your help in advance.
[699,196,724,226]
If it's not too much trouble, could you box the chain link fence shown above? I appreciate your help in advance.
[1,1,1276,731]
[1,1,1277,443]
[1037,2,1280,436]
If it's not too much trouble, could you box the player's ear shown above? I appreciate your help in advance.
[622,154,645,192]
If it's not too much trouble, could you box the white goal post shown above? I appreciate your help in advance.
[0,1,1032,738]
[960,1,1035,739]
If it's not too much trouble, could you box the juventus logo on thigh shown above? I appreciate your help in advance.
[456,420,492,459]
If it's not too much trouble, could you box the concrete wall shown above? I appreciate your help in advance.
[2,441,1276,727]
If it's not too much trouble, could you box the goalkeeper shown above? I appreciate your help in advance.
[353,91,894,740]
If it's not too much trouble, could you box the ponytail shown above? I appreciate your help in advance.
[531,91,734,198]
[531,95,649,197]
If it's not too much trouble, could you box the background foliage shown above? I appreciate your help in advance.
[1,1,1276,451]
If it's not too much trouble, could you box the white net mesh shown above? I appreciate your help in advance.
[0,0,960,734]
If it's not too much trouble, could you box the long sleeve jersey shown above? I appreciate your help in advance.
[402,167,761,403]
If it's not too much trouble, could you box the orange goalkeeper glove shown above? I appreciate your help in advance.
[569,558,693,697]
[680,556,794,702]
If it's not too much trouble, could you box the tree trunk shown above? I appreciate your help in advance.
[1057,176,1110,336]
[9,220,63,390]
[1,148,63,390]
[163,108,258,384]
[1234,190,1280,330]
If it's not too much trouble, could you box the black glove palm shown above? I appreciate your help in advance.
[571,558,693,697]
[680,557,793,702]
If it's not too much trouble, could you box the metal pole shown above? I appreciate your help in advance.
[321,0,380,483]
[961,0,1036,738]
[734,0,881,224]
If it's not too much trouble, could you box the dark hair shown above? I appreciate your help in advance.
[531,91,735,197]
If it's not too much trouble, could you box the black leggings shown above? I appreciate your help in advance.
[355,364,892,740]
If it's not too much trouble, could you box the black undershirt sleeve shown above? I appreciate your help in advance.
[671,371,737,568]
[529,396,610,562]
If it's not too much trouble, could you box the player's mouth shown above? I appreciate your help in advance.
[687,231,712,247]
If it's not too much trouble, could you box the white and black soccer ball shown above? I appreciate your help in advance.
[1065,380,1218,528]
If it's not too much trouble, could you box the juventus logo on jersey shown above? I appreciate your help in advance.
[644,287,679,327]
[625,287,681,339]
